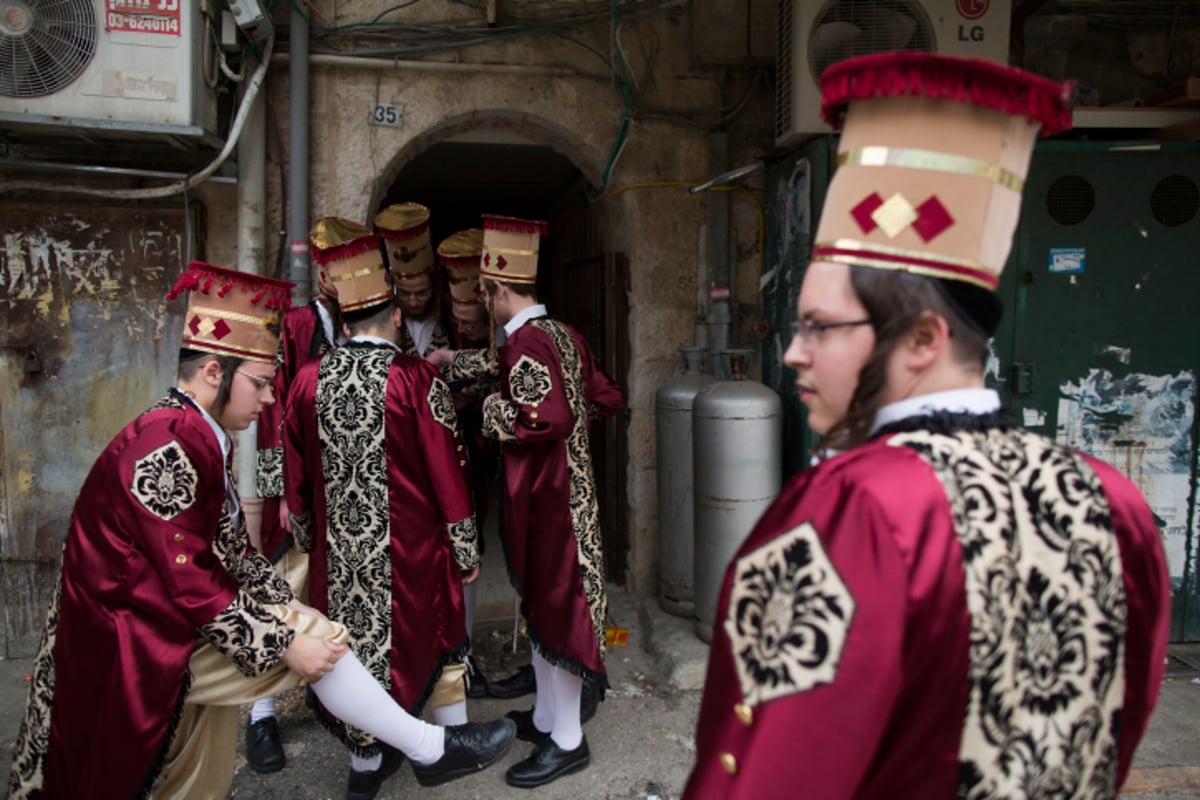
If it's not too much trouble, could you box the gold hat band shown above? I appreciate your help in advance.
[191,306,275,329]
[480,268,537,284]
[814,239,998,291]
[838,146,1025,193]
[483,245,538,257]
[329,263,386,283]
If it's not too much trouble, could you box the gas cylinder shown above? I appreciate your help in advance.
[655,347,717,617]
[692,349,782,643]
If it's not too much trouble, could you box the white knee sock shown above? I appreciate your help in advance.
[350,752,382,772]
[250,696,276,723]
[530,647,555,734]
[549,667,583,751]
[463,582,478,652]
[431,699,468,726]
[312,651,445,765]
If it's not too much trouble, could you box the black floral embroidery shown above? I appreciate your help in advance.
[482,395,518,442]
[448,516,480,570]
[256,446,284,498]
[427,378,458,432]
[724,522,855,706]
[290,510,314,552]
[131,441,198,520]
[199,591,295,677]
[451,348,498,383]
[509,354,553,407]
[8,572,63,799]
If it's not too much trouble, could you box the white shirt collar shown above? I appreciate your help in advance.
[314,300,346,346]
[504,303,548,337]
[870,388,1001,435]
[190,394,231,464]
[351,334,401,351]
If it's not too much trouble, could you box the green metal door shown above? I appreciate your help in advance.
[994,142,1200,641]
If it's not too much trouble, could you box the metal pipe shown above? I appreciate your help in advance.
[705,131,732,376]
[271,53,578,77]
[689,160,764,193]
[287,6,311,301]
[0,158,236,182]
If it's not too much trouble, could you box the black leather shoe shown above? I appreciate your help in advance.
[346,745,404,800]
[580,673,603,724]
[466,655,490,699]
[245,716,285,774]
[505,736,590,788]
[411,718,517,787]
[487,663,536,699]
[505,708,551,745]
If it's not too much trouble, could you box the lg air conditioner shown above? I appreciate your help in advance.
[0,0,219,144]
[776,0,1012,148]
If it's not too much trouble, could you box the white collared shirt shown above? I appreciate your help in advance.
[351,333,400,351]
[315,299,347,347]
[504,303,548,337]
[189,393,239,522]
[405,317,437,357]
[870,388,1001,435]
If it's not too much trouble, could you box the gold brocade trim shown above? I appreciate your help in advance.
[191,306,275,329]
[838,147,1025,193]
[329,264,387,283]
[483,244,539,257]
[480,269,537,284]
[815,239,999,291]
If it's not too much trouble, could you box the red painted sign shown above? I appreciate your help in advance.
[106,0,182,36]
[955,0,989,21]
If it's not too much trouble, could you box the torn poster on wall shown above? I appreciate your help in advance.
[1056,368,1195,582]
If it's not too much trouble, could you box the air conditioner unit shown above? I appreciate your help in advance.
[0,0,219,146]
[776,0,1012,148]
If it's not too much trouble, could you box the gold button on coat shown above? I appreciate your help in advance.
[734,703,753,726]
[719,753,737,775]
[175,554,188,565]
[173,533,185,542]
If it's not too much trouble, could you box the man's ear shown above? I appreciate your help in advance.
[201,357,224,387]
[393,305,404,329]
[906,310,950,370]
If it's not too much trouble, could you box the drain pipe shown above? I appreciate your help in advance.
[705,131,732,376]
[236,47,269,546]
[287,5,312,301]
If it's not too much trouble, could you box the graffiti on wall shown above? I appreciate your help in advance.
[1056,368,1195,582]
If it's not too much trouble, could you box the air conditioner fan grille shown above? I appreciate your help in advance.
[0,0,97,99]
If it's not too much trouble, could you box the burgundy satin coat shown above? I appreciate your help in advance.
[482,318,623,680]
[685,423,1170,800]
[283,341,476,722]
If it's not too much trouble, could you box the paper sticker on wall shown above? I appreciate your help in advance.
[1022,408,1046,426]
[1049,247,1086,274]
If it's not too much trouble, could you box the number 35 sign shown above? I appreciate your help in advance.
[370,104,405,127]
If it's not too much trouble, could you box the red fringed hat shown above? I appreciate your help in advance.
[480,215,548,285]
[813,52,1072,293]
[438,228,485,307]
[375,202,434,281]
[167,262,293,364]
[310,217,391,312]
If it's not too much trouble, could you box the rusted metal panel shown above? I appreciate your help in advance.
[0,203,192,657]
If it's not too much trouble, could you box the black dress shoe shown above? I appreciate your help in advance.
[465,655,490,699]
[580,673,603,724]
[505,736,590,788]
[411,718,517,787]
[246,716,285,774]
[488,663,536,699]
[505,708,551,744]
[345,745,403,800]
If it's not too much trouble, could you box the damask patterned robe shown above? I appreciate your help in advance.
[481,317,624,683]
[684,411,1170,800]
[448,337,500,532]
[399,315,451,361]
[283,339,478,755]
[9,391,296,800]
[256,301,336,560]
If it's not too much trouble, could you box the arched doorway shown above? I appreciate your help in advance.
[374,125,630,620]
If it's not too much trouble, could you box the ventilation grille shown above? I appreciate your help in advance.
[775,0,795,144]
[1046,175,1096,226]
[808,0,935,84]
[1150,174,1199,228]
[0,0,97,98]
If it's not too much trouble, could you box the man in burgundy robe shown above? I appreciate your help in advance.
[477,215,624,788]
[284,241,483,797]
[684,53,1170,800]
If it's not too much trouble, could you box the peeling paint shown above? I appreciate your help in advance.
[1056,368,1195,581]
[1097,344,1132,364]
[1022,408,1046,426]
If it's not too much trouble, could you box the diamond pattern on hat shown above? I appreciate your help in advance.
[851,192,884,234]
[912,196,954,242]
[212,319,231,339]
[496,255,508,270]
[873,193,919,239]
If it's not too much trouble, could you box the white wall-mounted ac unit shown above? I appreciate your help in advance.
[0,0,218,144]
[776,0,1012,148]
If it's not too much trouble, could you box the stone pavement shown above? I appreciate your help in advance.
[0,592,1197,798]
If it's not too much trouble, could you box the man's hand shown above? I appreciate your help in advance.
[426,348,455,368]
[282,633,347,682]
[279,497,292,533]
[461,565,480,585]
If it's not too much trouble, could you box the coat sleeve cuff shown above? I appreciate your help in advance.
[199,591,295,677]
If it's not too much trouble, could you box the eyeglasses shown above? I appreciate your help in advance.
[790,317,872,344]
[396,289,432,302]
[453,316,486,331]
[236,369,275,393]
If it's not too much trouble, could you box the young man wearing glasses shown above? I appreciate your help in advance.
[376,202,451,360]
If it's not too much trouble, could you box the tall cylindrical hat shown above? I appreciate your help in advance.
[814,52,1071,332]
[375,202,434,281]
[438,228,485,308]
[167,262,293,364]
[479,215,548,285]
[310,217,391,313]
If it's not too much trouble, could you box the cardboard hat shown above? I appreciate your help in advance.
[814,52,1071,303]
[167,262,293,364]
[438,228,485,307]
[310,217,391,313]
[375,202,434,280]
[479,215,548,285]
